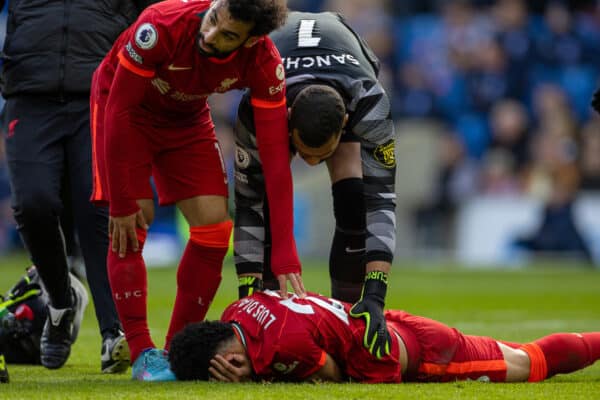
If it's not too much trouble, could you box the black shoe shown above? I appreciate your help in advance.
[40,275,88,369]
[101,329,130,373]
[0,354,8,383]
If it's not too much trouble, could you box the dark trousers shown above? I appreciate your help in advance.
[3,95,121,337]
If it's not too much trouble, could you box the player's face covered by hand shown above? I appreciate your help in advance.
[209,339,253,382]
[197,0,255,59]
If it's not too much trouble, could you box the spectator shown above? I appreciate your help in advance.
[465,39,516,114]
[533,1,585,70]
[487,99,532,180]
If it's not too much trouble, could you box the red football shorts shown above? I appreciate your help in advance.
[90,96,228,207]
[385,311,507,382]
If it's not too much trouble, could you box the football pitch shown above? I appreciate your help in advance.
[1,252,599,399]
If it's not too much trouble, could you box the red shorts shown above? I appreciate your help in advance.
[386,311,507,383]
[90,94,228,207]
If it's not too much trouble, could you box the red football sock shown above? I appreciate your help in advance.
[522,332,600,381]
[164,221,231,349]
[107,230,154,363]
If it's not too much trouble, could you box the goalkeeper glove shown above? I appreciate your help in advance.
[349,271,391,359]
[592,88,600,114]
[0,354,8,383]
[238,276,263,299]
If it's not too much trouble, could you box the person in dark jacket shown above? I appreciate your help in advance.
[0,0,159,372]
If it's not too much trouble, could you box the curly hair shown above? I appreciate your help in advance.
[227,0,288,36]
[168,321,235,381]
[290,84,347,148]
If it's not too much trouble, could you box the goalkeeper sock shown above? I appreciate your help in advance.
[107,230,154,363]
[329,178,366,304]
[165,221,231,349]
[329,226,365,303]
[521,332,600,381]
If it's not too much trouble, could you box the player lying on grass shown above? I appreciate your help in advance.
[169,290,600,383]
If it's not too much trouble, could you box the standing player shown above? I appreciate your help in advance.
[91,0,304,381]
[169,290,600,384]
[234,12,396,358]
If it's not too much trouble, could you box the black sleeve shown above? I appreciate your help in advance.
[132,0,161,14]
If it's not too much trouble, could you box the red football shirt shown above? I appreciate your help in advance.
[97,0,285,124]
[221,291,403,383]
[95,0,299,273]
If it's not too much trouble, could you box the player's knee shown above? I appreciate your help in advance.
[332,178,366,232]
[189,220,233,249]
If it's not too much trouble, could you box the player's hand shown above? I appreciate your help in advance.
[276,272,306,299]
[592,88,600,114]
[349,271,391,359]
[209,353,252,382]
[350,295,391,358]
[109,209,148,258]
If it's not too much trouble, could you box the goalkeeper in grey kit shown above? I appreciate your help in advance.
[234,11,397,358]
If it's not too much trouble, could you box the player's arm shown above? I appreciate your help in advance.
[104,61,150,217]
[251,98,305,298]
[306,353,344,383]
[104,11,167,256]
[104,61,152,256]
[233,94,270,298]
[349,88,397,358]
[249,44,304,298]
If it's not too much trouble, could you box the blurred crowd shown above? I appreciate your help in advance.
[1,0,599,261]
[296,0,600,261]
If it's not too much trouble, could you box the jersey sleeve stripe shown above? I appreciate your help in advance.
[117,52,155,78]
[90,100,104,201]
[250,97,286,109]
[419,359,507,376]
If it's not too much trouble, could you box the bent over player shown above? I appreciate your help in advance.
[91,0,303,381]
[234,11,396,358]
[169,290,600,384]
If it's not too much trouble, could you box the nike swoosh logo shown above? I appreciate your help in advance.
[101,344,111,362]
[168,64,192,71]
[48,307,67,326]
[345,247,366,254]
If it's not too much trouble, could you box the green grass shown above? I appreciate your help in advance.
[1,252,599,399]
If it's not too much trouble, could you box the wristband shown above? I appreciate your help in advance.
[238,276,263,298]
[361,271,388,304]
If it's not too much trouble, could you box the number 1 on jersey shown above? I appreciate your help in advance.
[298,19,321,47]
